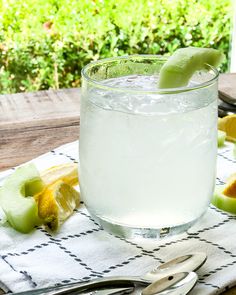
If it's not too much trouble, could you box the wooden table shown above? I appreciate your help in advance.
[0,76,236,294]
[0,88,80,171]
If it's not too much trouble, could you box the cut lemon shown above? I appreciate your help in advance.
[218,115,236,142]
[36,180,80,231]
[41,163,79,186]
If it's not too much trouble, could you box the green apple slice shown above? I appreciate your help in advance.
[159,47,224,88]
[0,163,45,233]
[218,130,226,147]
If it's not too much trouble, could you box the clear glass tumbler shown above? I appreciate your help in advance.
[79,55,218,239]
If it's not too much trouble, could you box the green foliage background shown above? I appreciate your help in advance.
[0,0,232,93]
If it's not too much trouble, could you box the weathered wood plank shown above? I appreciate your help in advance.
[0,88,80,171]
[0,88,80,124]
[219,73,236,101]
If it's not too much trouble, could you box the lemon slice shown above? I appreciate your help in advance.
[159,47,224,88]
[36,180,80,231]
[218,115,236,142]
[41,163,79,186]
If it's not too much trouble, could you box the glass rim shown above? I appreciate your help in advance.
[81,54,219,94]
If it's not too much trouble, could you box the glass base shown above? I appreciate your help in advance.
[89,211,204,240]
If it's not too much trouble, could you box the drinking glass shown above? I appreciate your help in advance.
[79,55,218,239]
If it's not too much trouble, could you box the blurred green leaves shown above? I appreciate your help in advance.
[0,0,232,93]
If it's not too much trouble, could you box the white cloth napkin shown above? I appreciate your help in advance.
[0,141,236,295]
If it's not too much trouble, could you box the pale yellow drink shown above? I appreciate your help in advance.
[79,56,218,238]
